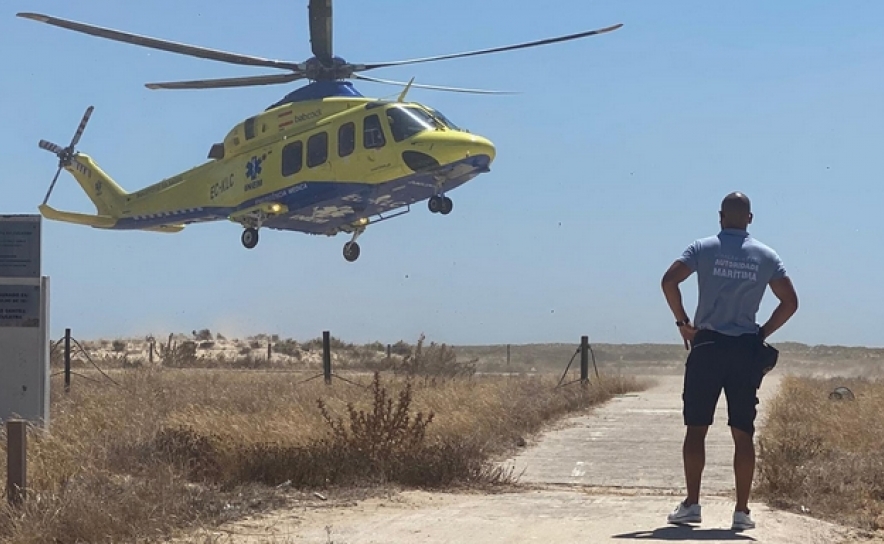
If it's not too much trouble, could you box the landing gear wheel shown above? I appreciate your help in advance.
[343,241,361,262]
[241,227,259,249]
[428,195,444,214]
[440,197,453,215]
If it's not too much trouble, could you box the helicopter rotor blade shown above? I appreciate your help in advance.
[42,165,64,206]
[69,105,94,149]
[308,0,333,64]
[353,74,518,95]
[17,12,303,71]
[145,72,307,90]
[39,140,66,155]
[357,23,623,71]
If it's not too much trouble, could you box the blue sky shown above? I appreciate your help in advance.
[1,1,882,347]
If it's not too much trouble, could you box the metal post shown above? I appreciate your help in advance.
[267,341,272,361]
[149,339,154,364]
[580,336,589,384]
[507,344,511,367]
[6,420,27,505]
[322,331,331,384]
[386,344,391,358]
[64,328,71,393]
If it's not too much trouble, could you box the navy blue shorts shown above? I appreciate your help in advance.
[682,329,763,435]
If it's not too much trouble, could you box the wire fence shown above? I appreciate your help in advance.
[49,329,610,394]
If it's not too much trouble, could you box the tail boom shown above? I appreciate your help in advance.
[64,153,128,216]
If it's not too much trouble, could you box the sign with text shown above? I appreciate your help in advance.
[0,284,41,327]
[0,214,49,428]
[0,278,50,427]
[0,215,41,278]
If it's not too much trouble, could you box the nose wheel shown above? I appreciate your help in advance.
[428,195,453,215]
[343,241,361,262]
[342,227,365,262]
[241,227,259,249]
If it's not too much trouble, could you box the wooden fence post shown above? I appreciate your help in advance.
[6,420,27,505]
[322,331,332,384]
[64,328,72,393]
[580,336,590,385]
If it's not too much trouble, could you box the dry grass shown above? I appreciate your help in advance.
[0,366,642,544]
[756,375,884,531]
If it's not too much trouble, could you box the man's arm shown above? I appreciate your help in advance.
[661,261,696,348]
[759,276,798,340]
[661,261,692,322]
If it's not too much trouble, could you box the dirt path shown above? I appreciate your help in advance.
[191,373,875,543]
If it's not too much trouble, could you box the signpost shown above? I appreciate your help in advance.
[0,215,50,428]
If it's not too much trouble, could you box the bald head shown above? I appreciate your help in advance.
[719,192,752,229]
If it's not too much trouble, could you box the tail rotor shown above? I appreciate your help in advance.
[39,105,94,205]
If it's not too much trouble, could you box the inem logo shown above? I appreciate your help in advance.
[246,155,263,181]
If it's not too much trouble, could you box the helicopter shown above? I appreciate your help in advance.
[18,2,622,262]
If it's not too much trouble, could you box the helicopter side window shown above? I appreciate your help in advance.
[363,114,386,149]
[386,106,434,142]
[338,122,355,157]
[244,117,257,140]
[281,140,303,176]
[307,132,328,168]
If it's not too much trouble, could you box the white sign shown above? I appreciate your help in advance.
[0,215,49,428]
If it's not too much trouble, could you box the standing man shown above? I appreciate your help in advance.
[660,191,798,530]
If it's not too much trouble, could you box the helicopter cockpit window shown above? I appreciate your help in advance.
[363,114,386,149]
[338,122,355,157]
[307,132,328,168]
[386,106,435,142]
[427,108,461,131]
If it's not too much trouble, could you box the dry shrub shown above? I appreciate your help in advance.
[0,367,643,543]
[318,373,435,478]
[394,334,477,378]
[756,375,884,530]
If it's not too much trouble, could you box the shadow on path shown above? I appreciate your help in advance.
[613,525,756,541]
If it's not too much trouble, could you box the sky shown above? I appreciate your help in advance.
[1,1,882,347]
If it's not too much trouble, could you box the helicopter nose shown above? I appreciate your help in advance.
[449,134,495,166]
[408,132,495,172]
[466,136,496,166]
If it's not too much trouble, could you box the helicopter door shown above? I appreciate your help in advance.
[357,113,393,182]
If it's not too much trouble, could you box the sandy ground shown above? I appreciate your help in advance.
[187,372,881,544]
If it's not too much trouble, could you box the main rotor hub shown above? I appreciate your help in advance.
[304,56,352,81]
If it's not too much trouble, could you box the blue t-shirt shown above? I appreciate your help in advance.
[677,228,787,336]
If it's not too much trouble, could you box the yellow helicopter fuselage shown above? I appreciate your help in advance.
[41,81,496,254]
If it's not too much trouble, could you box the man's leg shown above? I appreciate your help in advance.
[680,336,723,507]
[723,337,760,519]
[731,426,754,513]
[684,425,709,505]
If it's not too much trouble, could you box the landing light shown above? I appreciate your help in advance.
[270,204,282,213]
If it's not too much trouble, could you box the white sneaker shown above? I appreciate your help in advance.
[667,501,701,524]
[732,510,755,530]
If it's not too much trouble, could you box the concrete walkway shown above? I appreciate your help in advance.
[503,374,782,494]
[195,373,873,544]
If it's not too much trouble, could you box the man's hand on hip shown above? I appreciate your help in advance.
[679,323,698,349]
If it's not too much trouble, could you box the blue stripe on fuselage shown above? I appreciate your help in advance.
[113,154,491,234]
